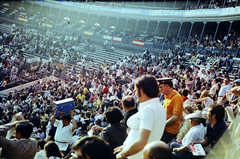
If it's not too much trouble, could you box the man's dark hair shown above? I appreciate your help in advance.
[148,144,173,159]
[210,105,225,122]
[95,119,102,125]
[85,111,91,118]
[37,139,46,150]
[182,89,188,96]
[135,75,159,98]
[16,121,33,138]
[105,107,123,124]
[122,96,135,108]
[73,136,112,159]
[76,121,82,127]
[44,141,63,158]
[60,114,71,122]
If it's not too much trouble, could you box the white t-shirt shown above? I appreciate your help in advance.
[182,124,205,151]
[34,150,47,159]
[54,119,73,151]
[123,98,166,158]
[218,84,232,97]
[209,83,218,96]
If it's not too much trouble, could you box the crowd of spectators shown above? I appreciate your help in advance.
[74,0,240,10]
[0,24,95,89]
[0,22,240,159]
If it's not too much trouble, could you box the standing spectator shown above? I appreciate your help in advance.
[114,75,166,159]
[121,96,138,128]
[50,111,77,157]
[158,78,183,143]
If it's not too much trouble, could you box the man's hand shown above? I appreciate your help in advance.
[114,145,123,155]
[173,148,180,153]
[116,153,124,159]
[189,141,200,146]
[92,125,103,132]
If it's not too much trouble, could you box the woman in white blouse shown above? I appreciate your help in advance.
[190,90,214,111]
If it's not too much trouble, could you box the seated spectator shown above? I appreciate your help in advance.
[34,139,47,159]
[190,105,227,149]
[176,105,194,144]
[170,111,205,158]
[142,141,173,159]
[44,141,63,159]
[36,128,45,139]
[99,107,127,152]
[190,90,214,111]
[72,136,113,159]
[0,121,37,159]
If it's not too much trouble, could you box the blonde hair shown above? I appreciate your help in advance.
[184,105,194,114]
[200,90,213,99]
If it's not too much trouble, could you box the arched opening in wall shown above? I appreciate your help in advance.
[163,22,180,50]
[115,18,127,38]
[48,8,60,25]
[29,4,41,25]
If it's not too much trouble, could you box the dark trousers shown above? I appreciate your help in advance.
[161,130,177,144]
[61,144,71,157]
[170,142,194,159]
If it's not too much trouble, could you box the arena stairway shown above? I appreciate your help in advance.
[0,23,12,33]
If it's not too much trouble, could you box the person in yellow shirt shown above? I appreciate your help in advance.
[157,78,183,144]
[83,85,88,94]
[76,91,85,103]
[41,111,49,122]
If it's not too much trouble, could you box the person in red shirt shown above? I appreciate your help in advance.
[103,83,109,94]
[182,89,189,102]
[140,67,143,75]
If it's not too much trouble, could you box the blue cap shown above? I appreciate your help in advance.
[234,79,240,84]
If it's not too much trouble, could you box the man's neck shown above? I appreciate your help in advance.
[166,88,174,96]
[210,120,217,128]
[125,107,136,113]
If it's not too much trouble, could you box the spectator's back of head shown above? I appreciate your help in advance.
[105,107,123,124]
[16,121,34,139]
[73,136,112,159]
[37,139,46,150]
[143,141,173,159]
[44,141,63,158]
[122,96,135,108]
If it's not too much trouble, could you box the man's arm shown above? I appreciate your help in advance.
[71,110,77,132]
[44,135,52,143]
[0,121,18,149]
[50,113,56,126]
[173,145,189,153]
[116,129,150,159]
[189,136,210,148]
[165,114,179,127]
[0,123,14,137]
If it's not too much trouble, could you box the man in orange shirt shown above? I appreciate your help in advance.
[157,78,183,143]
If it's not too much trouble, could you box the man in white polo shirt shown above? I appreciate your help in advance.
[114,75,166,159]
[50,110,77,157]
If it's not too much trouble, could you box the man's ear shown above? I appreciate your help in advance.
[212,114,216,119]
